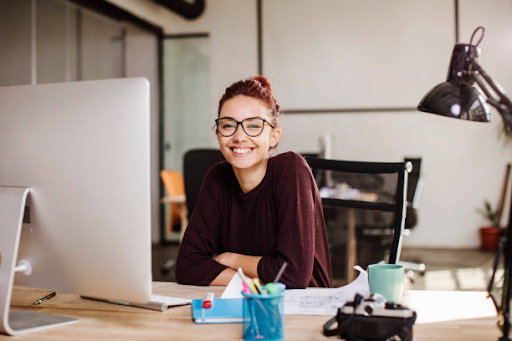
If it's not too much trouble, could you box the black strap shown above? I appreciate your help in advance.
[323,294,364,338]
[323,315,340,337]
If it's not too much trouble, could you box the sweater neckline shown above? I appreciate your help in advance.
[234,159,274,199]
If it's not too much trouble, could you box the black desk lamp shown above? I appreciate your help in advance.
[417,26,512,341]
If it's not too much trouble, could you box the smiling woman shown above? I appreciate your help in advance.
[175,77,333,288]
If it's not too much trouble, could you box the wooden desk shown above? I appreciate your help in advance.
[2,284,500,340]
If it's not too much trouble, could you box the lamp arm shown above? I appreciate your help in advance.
[471,60,512,130]
[472,56,512,341]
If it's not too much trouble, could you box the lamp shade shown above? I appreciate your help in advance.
[417,81,490,122]
[417,43,491,123]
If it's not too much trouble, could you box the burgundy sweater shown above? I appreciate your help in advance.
[175,151,333,288]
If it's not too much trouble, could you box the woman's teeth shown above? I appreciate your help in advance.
[233,147,251,154]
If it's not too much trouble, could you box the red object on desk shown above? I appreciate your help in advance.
[202,292,214,308]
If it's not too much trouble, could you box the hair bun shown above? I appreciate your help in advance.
[250,76,272,94]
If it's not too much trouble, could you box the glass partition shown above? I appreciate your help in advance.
[162,36,211,240]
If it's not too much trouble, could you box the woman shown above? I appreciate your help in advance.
[175,76,332,288]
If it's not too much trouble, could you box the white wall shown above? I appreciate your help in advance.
[107,0,258,119]
[108,0,512,248]
[124,22,161,243]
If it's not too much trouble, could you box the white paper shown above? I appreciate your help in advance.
[283,266,370,315]
[221,265,370,316]
[221,268,244,298]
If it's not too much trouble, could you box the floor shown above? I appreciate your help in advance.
[400,247,495,291]
[152,243,497,292]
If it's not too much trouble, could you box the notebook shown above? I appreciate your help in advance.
[192,298,244,323]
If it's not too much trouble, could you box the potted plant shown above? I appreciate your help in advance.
[477,200,502,252]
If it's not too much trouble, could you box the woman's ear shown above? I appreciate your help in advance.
[269,127,282,149]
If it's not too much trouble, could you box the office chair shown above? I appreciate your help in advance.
[304,157,410,286]
[399,157,427,279]
[183,148,225,218]
[159,170,188,275]
[160,149,225,275]
[160,170,188,240]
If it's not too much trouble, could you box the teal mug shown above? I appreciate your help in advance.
[368,264,404,303]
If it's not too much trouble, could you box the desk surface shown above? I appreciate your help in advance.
[3,283,501,340]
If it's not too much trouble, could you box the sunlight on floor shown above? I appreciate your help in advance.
[457,268,489,290]
[424,270,457,290]
[422,267,493,291]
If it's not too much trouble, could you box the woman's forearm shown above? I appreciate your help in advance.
[209,268,236,286]
[214,252,262,278]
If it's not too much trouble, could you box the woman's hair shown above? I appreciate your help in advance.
[218,76,281,127]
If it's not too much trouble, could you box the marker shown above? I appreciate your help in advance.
[236,268,257,294]
[242,282,252,295]
[34,291,56,305]
[252,278,262,295]
[247,280,258,294]
[202,292,214,309]
[265,282,277,295]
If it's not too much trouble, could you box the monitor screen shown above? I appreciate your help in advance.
[0,78,152,303]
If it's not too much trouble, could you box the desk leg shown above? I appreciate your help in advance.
[347,209,357,283]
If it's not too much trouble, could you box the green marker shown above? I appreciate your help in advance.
[265,282,277,295]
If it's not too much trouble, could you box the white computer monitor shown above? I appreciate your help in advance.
[0,78,152,335]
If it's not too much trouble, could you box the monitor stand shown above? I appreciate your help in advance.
[0,186,77,336]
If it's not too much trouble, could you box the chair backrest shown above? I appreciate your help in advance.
[160,170,186,235]
[160,170,185,197]
[305,157,410,270]
[183,149,225,218]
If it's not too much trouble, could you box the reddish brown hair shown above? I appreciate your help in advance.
[218,76,281,127]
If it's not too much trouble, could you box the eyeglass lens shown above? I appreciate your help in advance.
[217,117,267,137]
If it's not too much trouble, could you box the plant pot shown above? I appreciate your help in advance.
[479,226,501,252]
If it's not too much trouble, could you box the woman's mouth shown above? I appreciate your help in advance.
[231,147,253,155]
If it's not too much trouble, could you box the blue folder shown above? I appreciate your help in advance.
[192,298,244,324]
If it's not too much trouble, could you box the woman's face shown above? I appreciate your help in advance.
[217,95,281,174]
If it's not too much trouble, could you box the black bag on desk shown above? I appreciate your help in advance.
[323,294,416,341]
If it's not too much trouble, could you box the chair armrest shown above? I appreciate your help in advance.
[161,195,186,204]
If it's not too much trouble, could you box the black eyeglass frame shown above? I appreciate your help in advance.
[215,116,276,137]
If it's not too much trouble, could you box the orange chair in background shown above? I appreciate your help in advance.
[160,170,188,241]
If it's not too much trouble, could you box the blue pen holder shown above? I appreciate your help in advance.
[241,283,286,341]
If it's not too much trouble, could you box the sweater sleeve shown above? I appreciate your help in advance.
[175,170,228,285]
[256,153,318,288]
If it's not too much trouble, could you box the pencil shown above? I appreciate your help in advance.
[273,262,288,283]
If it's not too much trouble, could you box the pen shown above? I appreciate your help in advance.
[273,261,288,283]
[34,291,56,305]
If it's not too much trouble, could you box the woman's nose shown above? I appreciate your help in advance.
[232,123,248,141]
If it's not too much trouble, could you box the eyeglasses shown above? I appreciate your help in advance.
[215,117,275,137]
